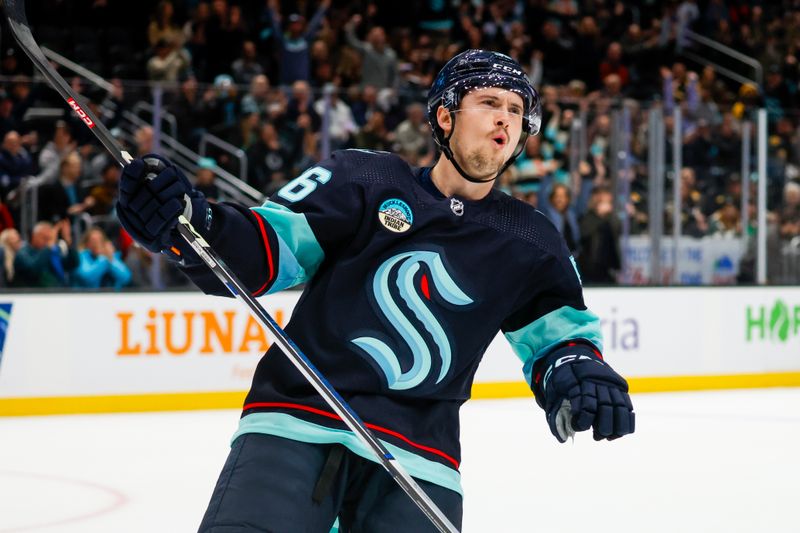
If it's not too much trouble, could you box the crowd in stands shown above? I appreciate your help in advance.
[1,0,800,288]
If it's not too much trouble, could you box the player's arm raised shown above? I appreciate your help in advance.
[116,152,363,297]
[500,232,635,443]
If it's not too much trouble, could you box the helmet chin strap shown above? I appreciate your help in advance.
[440,110,530,185]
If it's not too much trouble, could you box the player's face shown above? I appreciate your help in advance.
[447,87,525,179]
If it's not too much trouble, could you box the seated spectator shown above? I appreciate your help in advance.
[392,103,428,163]
[37,121,76,184]
[194,157,220,201]
[355,111,392,152]
[0,197,13,233]
[246,122,293,194]
[542,183,580,254]
[73,227,131,289]
[598,42,629,88]
[87,162,120,216]
[0,227,22,286]
[666,167,709,238]
[169,76,208,149]
[314,82,358,151]
[147,37,191,82]
[709,198,741,238]
[778,181,800,242]
[231,40,265,86]
[148,0,184,49]
[37,152,95,223]
[0,130,34,199]
[13,220,78,288]
[240,74,271,118]
[134,126,154,157]
[286,80,321,131]
[578,186,621,284]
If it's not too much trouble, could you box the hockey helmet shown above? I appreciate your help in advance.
[427,49,542,142]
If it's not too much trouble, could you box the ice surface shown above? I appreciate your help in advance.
[1,389,798,532]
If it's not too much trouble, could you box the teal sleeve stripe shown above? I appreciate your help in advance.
[251,201,325,286]
[504,305,604,386]
[232,412,463,496]
[266,234,306,293]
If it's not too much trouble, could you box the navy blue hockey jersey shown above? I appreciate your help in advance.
[182,149,603,495]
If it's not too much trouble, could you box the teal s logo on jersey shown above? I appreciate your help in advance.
[378,199,413,233]
[351,251,473,390]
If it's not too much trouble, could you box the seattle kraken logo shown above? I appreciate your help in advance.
[351,251,473,390]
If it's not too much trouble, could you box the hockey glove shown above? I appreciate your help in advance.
[117,154,212,262]
[532,344,635,443]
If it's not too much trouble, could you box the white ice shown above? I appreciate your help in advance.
[1,389,798,533]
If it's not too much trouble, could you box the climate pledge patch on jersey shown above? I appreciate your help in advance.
[378,199,413,233]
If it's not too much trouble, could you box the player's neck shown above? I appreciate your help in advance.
[430,155,494,201]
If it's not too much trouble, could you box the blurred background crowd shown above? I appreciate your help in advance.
[0,0,799,290]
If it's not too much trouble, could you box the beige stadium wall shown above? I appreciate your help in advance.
[1,287,799,416]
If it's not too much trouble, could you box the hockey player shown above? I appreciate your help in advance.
[116,49,634,532]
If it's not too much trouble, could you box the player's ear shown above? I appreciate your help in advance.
[436,106,452,135]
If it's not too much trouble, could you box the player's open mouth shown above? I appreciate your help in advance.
[492,134,507,147]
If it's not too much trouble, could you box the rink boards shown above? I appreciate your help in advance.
[1,288,799,415]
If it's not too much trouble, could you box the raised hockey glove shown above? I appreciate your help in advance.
[117,154,212,262]
[532,344,635,443]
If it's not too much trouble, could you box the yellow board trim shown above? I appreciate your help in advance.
[2,372,800,416]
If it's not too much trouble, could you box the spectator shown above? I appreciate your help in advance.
[73,227,131,289]
[599,42,630,88]
[134,126,154,157]
[87,162,120,216]
[267,0,330,85]
[169,77,208,149]
[37,152,94,223]
[37,120,75,185]
[231,40,265,86]
[543,183,580,254]
[345,15,398,89]
[240,74,271,117]
[0,91,18,139]
[709,198,741,238]
[146,37,191,82]
[183,2,211,79]
[286,80,321,131]
[355,111,392,152]
[392,103,428,163]
[578,186,621,284]
[204,74,240,135]
[778,181,800,242]
[314,83,358,151]
[13,220,78,288]
[246,122,292,194]
[0,130,34,199]
[148,0,184,49]
[667,167,709,238]
[194,157,220,201]
[0,227,22,286]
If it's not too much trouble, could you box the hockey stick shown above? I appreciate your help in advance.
[1,1,459,531]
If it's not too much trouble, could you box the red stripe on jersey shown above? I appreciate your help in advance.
[250,211,275,296]
[242,401,460,469]
[420,273,430,300]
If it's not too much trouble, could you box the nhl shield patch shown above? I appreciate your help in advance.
[378,199,413,233]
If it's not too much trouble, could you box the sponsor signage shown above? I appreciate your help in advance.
[1,288,799,405]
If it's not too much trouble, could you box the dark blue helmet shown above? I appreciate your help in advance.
[427,49,541,142]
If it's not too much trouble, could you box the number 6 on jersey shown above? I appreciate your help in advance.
[277,166,332,203]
